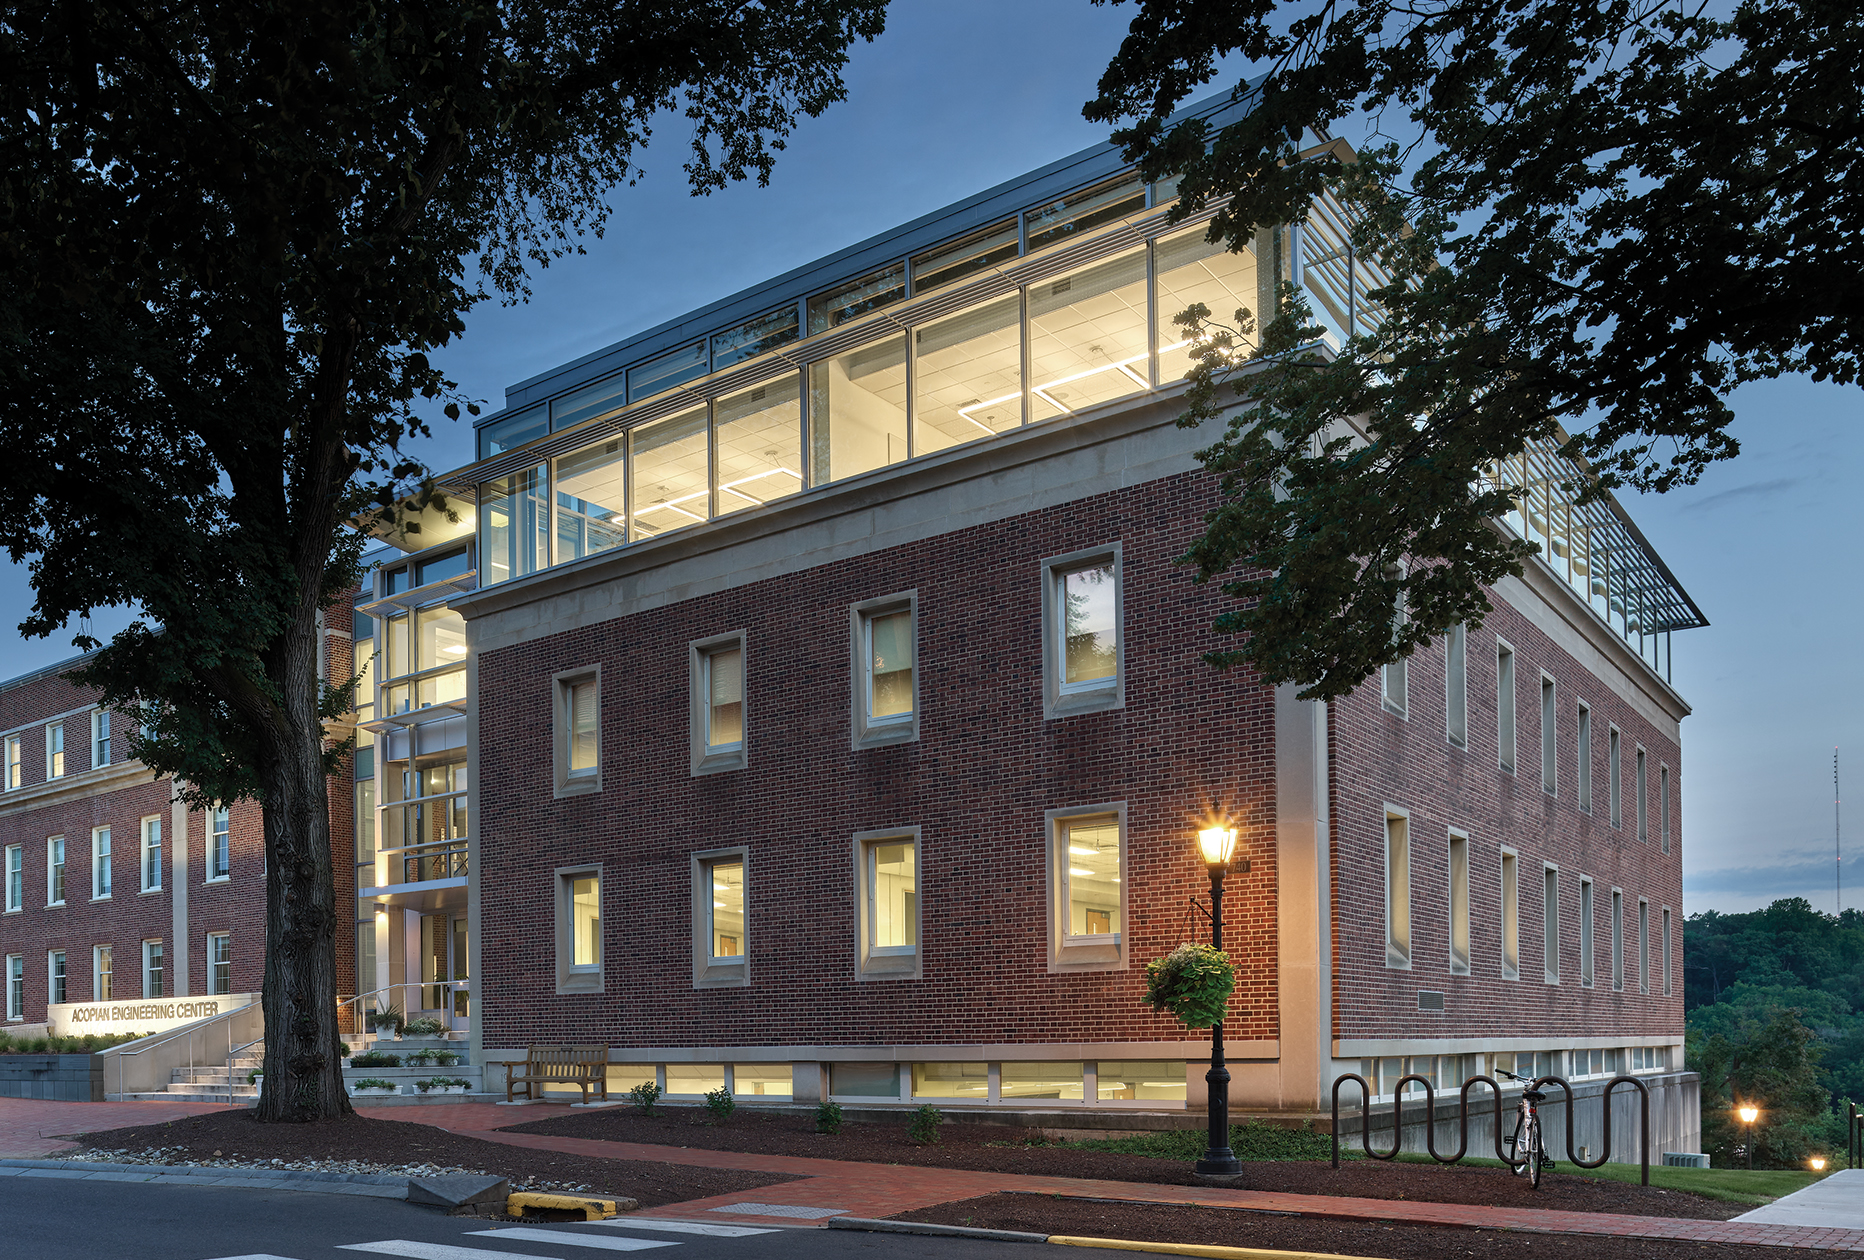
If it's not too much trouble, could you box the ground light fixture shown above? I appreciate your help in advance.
[1195,823,1243,1179]
[1738,1104,1760,1170]
[1810,1156,1826,1171]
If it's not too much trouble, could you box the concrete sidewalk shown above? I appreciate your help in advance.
[1734,1168,1864,1229]
[391,1101,1864,1252]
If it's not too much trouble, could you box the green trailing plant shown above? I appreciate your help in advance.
[629,1081,662,1114]
[351,1078,396,1092]
[402,1017,446,1037]
[1144,943,1235,1029]
[434,1051,459,1066]
[815,1101,843,1135]
[908,1104,944,1145]
[704,1086,736,1123]
[350,1051,402,1068]
[416,1076,471,1092]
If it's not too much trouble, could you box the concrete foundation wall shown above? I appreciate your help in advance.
[0,1053,103,1101]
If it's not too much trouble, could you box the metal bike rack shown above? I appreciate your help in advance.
[1331,1071,1651,1185]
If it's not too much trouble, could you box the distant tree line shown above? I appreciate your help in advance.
[1685,899,1864,1166]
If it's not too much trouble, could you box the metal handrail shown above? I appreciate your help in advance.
[107,1000,253,1099]
[1331,1072,1651,1185]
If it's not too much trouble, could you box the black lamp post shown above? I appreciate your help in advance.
[1739,1105,1759,1170]
[1195,824,1244,1178]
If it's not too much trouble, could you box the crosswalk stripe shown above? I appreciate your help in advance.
[582,1219,777,1237]
[464,1228,677,1252]
[339,1241,573,1260]
[200,1254,303,1260]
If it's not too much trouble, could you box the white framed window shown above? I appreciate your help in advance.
[207,807,230,881]
[1608,727,1622,827]
[45,722,65,779]
[1638,897,1650,994]
[1576,702,1592,813]
[46,836,64,906]
[48,949,66,1005]
[1384,810,1411,968]
[1636,747,1648,843]
[854,829,921,980]
[1046,803,1127,972]
[91,709,110,767]
[4,734,21,789]
[5,955,21,1020]
[1042,546,1123,718]
[1444,624,1467,747]
[1543,865,1559,983]
[1539,675,1556,795]
[140,816,162,892]
[1662,907,1673,996]
[555,866,603,994]
[4,843,21,912]
[142,939,164,998]
[1611,888,1624,991]
[1580,876,1595,987]
[93,945,112,1002]
[1660,764,1671,854]
[1496,641,1516,773]
[1500,849,1520,980]
[850,592,919,748]
[691,848,750,988]
[1448,829,1470,976]
[92,827,111,899]
[207,932,231,995]
[689,633,747,774]
[552,666,602,796]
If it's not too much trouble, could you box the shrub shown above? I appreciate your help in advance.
[815,1101,843,1135]
[435,1051,458,1066]
[1143,943,1235,1029]
[415,1076,471,1092]
[247,1069,262,1085]
[366,1005,404,1034]
[403,1017,446,1037]
[351,1051,402,1068]
[629,1081,661,1114]
[703,1086,736,1123]
[337,1042,352,1057]
[908,1103,944,1145]
[351,1078,396,1091]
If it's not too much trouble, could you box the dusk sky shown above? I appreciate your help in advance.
[0,0,1856,917]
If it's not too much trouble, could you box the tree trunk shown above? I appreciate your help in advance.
[254,613,353,1121]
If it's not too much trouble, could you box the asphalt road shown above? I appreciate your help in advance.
[0,1178,1130,1260]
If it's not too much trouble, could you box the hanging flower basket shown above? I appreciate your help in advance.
[1143,943,1235,1029]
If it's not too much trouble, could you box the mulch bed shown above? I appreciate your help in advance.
[70,1109,800,1208]
[502,1107,1742,1220]
[892,1194,1822,1260]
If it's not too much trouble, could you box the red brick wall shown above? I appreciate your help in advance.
[1329,592,1685,1043]
[475,470,1281,1052]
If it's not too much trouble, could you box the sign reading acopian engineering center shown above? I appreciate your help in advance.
[46,992,256,1036]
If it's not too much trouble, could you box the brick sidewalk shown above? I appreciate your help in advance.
[382,1102,1864,1252]
[0,1098,237,1158]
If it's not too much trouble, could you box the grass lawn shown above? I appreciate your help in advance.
[1392,1151,1832,1205]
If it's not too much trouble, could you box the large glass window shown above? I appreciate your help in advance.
[630,407,710,538]
[712,305,800,371]
[48,836,64,905]
[707,858,746,960]
[864,608,915,725]
[92,827,110,899]
[914,295,1022,456]
[352,620,375,748]
[554,438,628,562]
[4,735,18,790]
[704,647,744,750]
[1155,226,1259,384]
[381,606,467,713]
[1097,1061,1186,1103]
[912,219,1018,295]
[627,341,707,402]
[1058,559,1118,689]
[1000,1061,1083,1101]
[49,949,66,1005]
[94,945,111,1001]
[1025,173,1145,252]
[208,933,231,995]
[3,843,19,911]
[479,464,548,587]
[4,955,19,1020]
[92,710,110,766]
[209,807,230,880]
[550,373,627,432]
[714,378,803,516]
[476,404,547,460]
[141,817,162,892]
[1448,830,1469,975]
[808,262,906,335]
[867,838,917,953]
[1062,816,1121,938]
[809,335,907,486]
[1028,250,1148,421]
[142,939,164,998]
[912,1061,987,1100]
[1385,814,1410,966]
[567,680,598,778]
[46,722,64,778]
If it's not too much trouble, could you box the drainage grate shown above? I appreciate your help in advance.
[708,1203,848,1220]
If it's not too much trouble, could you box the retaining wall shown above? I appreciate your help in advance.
[0,1053,103,1101]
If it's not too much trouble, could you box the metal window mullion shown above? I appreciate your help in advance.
[707,399,719,521]
[905,326,918,460]
[1145,239,1159,387]
[1019,287,1031,428]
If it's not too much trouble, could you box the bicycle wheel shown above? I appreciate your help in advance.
[1508,1115,1527,1176]
[1525,1119,1543,1188]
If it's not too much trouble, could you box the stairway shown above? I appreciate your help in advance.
[340,1031,499,1104]
[120,1044,265,1103]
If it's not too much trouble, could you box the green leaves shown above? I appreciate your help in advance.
[1088,0,1862,696]
[1144,942,1236,1029]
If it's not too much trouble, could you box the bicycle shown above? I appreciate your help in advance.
[1497,1068,1556,1187]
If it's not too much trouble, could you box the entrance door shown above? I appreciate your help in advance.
[449,914,469,1029]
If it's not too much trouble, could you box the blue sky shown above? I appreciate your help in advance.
[1,0,1857,916]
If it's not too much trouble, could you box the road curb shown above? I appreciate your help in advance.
[0,1158,409,1198]
[827,1216,1050,1243]
[1049,1240,1395,1260]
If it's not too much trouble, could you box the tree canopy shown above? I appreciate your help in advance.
[0,0,885,1119]
[1086,0,1863,698]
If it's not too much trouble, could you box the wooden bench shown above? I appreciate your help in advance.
[504,1044,609,1104]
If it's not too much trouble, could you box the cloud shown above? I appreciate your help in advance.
[1680,477,1802,513]
[1684,846,1864,914]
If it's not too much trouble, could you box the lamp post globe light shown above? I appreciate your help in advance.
[1738,1105,1760,1170]
[1196,824,1242,1179]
